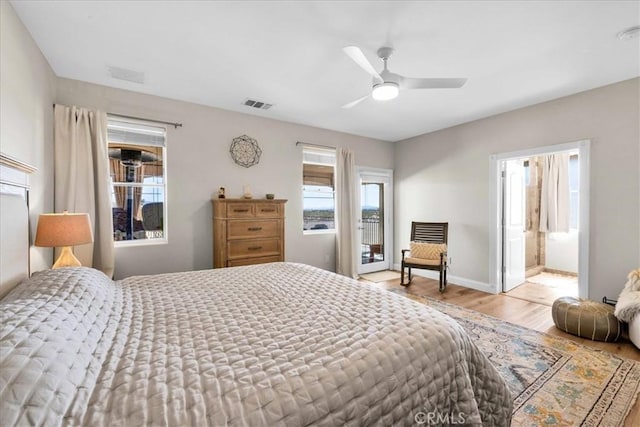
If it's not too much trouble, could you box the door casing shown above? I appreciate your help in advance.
[357,167,393,275]
[489,140,590,297]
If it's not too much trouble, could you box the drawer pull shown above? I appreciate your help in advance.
[248,227,263,231]
[234,209,249,213]
[261,209,276,212]
[248,246,263,251]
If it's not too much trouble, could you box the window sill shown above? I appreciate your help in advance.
[303,229,336,236]
[114,238,168,248]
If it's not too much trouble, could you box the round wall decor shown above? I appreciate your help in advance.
[230,135,262,168]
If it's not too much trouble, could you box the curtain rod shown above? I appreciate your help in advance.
[52,104,183,128]
[109,113,182,129]
[296,141,336,150]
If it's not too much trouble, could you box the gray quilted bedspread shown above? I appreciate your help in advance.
[0,263,512,426]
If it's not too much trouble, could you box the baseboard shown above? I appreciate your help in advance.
[393,263,497,294]
[542,267,578,277]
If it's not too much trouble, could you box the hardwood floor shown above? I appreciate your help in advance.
[505,278,578,306]
[364,275,640,426]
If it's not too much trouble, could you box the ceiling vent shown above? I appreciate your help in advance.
[243,98,273,110]
[108,66,145,84]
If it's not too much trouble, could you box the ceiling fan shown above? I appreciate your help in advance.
[342,46,467,108]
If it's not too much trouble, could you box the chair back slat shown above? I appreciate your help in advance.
[410,222,448,244]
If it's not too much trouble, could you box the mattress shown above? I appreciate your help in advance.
[0,263,512,426]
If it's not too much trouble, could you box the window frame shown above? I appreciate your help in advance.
[107,116,168,247]
[302,147,336,235]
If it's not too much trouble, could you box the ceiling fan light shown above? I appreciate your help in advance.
[372,82,399,101]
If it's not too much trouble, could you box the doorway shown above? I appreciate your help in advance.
[357,168,393,275]
[489,140,590,301]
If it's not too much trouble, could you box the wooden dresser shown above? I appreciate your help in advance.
[212,198,287,268]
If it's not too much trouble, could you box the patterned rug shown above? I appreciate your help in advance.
[388,289,640,426]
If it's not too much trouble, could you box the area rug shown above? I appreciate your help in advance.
[388,288,640,426]
[360,270,401,282]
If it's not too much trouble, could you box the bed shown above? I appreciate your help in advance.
[0,262,512,426]
[615,270,640,349]
[0,153,36,299]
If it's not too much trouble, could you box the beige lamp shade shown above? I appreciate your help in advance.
[35,212,93,247]
[35,212,93,269]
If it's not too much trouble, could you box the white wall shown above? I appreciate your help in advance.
[394,78,639,301]
[55,79,394,278]
[0,1,56,273]
[545,230,579,274]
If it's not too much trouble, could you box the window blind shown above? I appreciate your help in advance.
[107,118,166,147]
[302,146,335,187]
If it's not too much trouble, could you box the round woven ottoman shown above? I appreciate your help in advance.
[552,296,622,342]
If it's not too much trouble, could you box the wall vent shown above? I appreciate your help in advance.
[243,98,273,110]
[108,66,145,84]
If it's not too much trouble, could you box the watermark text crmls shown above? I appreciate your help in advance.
[414,410,466,425]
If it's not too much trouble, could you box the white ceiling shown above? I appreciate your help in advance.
[11,1,640,142]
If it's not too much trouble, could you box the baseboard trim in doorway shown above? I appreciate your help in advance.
[542,267,578,277]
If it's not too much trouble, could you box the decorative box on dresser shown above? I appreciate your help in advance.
[212,199,287,268]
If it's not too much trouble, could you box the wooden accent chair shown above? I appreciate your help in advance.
[400,222,448,292]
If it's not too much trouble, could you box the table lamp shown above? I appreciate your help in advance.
[34,212,93,268]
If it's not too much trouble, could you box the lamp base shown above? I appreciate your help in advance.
[52,246,82,269]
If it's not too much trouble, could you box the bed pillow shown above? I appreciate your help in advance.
[410,242,447,260]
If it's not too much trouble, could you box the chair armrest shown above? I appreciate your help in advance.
[401,249,410,260]
[440,251,448,263]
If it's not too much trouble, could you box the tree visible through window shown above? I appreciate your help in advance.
[107,117,167,244]
[302,147,335,232]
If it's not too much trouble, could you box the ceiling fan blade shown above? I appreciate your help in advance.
[343,46,382,81]
[402,77,467,90]
[341,94,370,109]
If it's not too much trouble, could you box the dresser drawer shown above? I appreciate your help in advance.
[226,203,255,218]
[255,203,282,218]
[228,238,281,259]
[227,255,281,267]
[227,220,279,239]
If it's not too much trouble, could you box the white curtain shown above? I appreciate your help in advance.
[539,153,570,233]
[54,104,115,276]
[335,147,359,278]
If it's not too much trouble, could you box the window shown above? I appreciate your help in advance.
[523,160,530,186]
[569,154,579,229]
[302,147,335,232]
[107,117,167,245]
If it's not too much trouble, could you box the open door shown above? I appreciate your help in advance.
[357,168,392,275]
[503,159,526,291]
